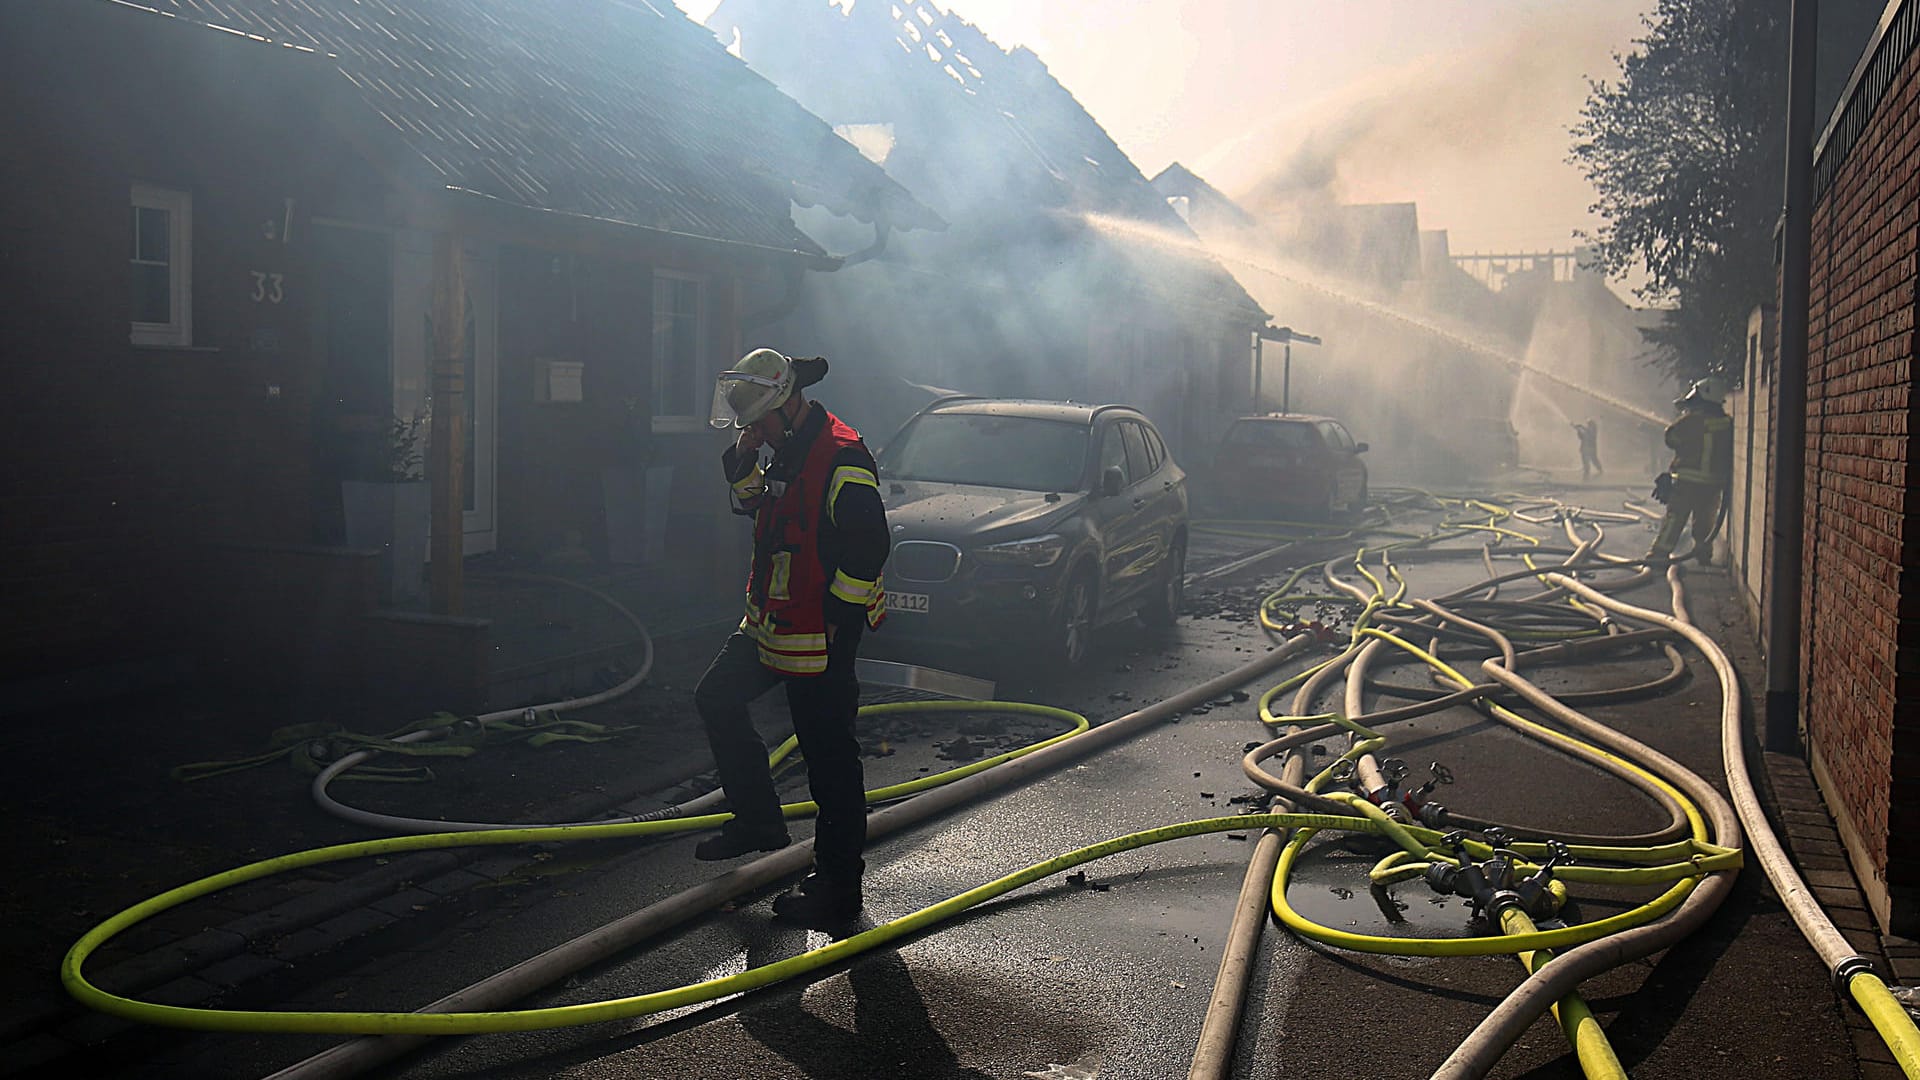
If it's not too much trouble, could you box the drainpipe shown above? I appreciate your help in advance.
[1252,332,1263,404]
[1766,0,1816,754]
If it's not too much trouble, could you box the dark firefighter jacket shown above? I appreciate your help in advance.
[1664,407,1733,487]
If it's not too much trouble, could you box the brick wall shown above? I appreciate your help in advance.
[1804,8,1920,935]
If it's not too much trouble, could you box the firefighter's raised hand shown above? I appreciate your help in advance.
[736,425,765,456]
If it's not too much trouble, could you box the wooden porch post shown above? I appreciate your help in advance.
[428,230,467,614]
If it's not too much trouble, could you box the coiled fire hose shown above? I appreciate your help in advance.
[60,493,1920,1080]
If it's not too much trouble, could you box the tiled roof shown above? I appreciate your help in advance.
[120,0,941,255]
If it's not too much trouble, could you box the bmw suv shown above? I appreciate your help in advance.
[871,398,1189,669]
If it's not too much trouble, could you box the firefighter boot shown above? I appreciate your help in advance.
[694,821,791,861]
[772,874,863,928]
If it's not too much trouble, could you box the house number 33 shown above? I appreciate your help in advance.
[249,271,285,304]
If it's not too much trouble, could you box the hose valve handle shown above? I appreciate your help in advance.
[1480,826,1512,849]
[1412,762,1454,798]
[1381,757,1410,789]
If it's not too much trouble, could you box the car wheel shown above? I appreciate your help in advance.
[1052,569,1097,669]
[1348,480,1369,518]
[1143,541,1185,628]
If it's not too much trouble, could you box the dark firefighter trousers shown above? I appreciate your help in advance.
[694,624,866,882]
[1650,479,1723,561]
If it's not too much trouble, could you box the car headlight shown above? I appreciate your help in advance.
[972,533,1066,567]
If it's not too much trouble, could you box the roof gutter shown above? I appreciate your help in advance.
[743,216,891,330]
[442,186,843,270]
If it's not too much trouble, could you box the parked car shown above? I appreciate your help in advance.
[1209,413,1369,519]
[872,398,1189,668]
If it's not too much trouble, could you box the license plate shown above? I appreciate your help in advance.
[884,591,930,613]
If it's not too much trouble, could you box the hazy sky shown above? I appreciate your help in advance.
[675,0,1656,257]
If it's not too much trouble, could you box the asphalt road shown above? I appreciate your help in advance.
[37,486,1869,1080]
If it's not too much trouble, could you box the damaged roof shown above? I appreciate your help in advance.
[1150,163,1262,232]
[709,0,1265,320]
[113,0,942,256]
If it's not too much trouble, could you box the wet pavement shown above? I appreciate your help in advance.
[4,482,1915,1079]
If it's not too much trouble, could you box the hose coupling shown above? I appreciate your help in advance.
[1483,888,1524,922]
[1832,955,1881,999]
[1515,844,1572,919]
[1424,860,1465,899]
[1415,801,1451,828]
[1515,878,1564,919]
[518,707,543,727]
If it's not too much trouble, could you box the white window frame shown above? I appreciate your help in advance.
[130,183,193,347]
[650,270,708,434]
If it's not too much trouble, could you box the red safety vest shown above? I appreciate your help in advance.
[739,409,886,675]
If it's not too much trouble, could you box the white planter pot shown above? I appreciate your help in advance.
[342,480,431,606]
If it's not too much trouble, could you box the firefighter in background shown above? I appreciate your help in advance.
[692,348,889,929]
[1572,417,1602,482]
[1648,377,1733,564]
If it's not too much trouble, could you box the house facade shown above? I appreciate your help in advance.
[0,0,934,714]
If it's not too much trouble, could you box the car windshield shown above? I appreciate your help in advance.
[1225,421,1318,449]
[880,413,1089,492]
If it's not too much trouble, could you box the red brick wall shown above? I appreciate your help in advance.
[1804,17,1920,932]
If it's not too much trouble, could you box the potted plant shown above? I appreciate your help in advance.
[342,407,431,605]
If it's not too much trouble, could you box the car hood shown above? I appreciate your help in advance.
[882,479,1080,541]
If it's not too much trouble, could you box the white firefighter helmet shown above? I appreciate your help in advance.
[1676,376,1726,410]
[709,348,796,430]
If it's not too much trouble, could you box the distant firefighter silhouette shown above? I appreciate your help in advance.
[1571,418,1602,482]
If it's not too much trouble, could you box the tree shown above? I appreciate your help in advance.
[1569,0,1788,384]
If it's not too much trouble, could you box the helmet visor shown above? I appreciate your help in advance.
[709,371,788,429]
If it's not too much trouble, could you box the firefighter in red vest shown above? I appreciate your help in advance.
[1648,376,1733,564]
[692,348,889,928]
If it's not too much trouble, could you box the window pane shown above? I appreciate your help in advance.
[1120,421,1150,479]
[1226,421,1314,449]
[132,262,171,323]
[652,277,701,417]
[881,415,1089,492]
[1140,424,1165,471]
[135,206,170,264]
[1100,426,1130,485]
